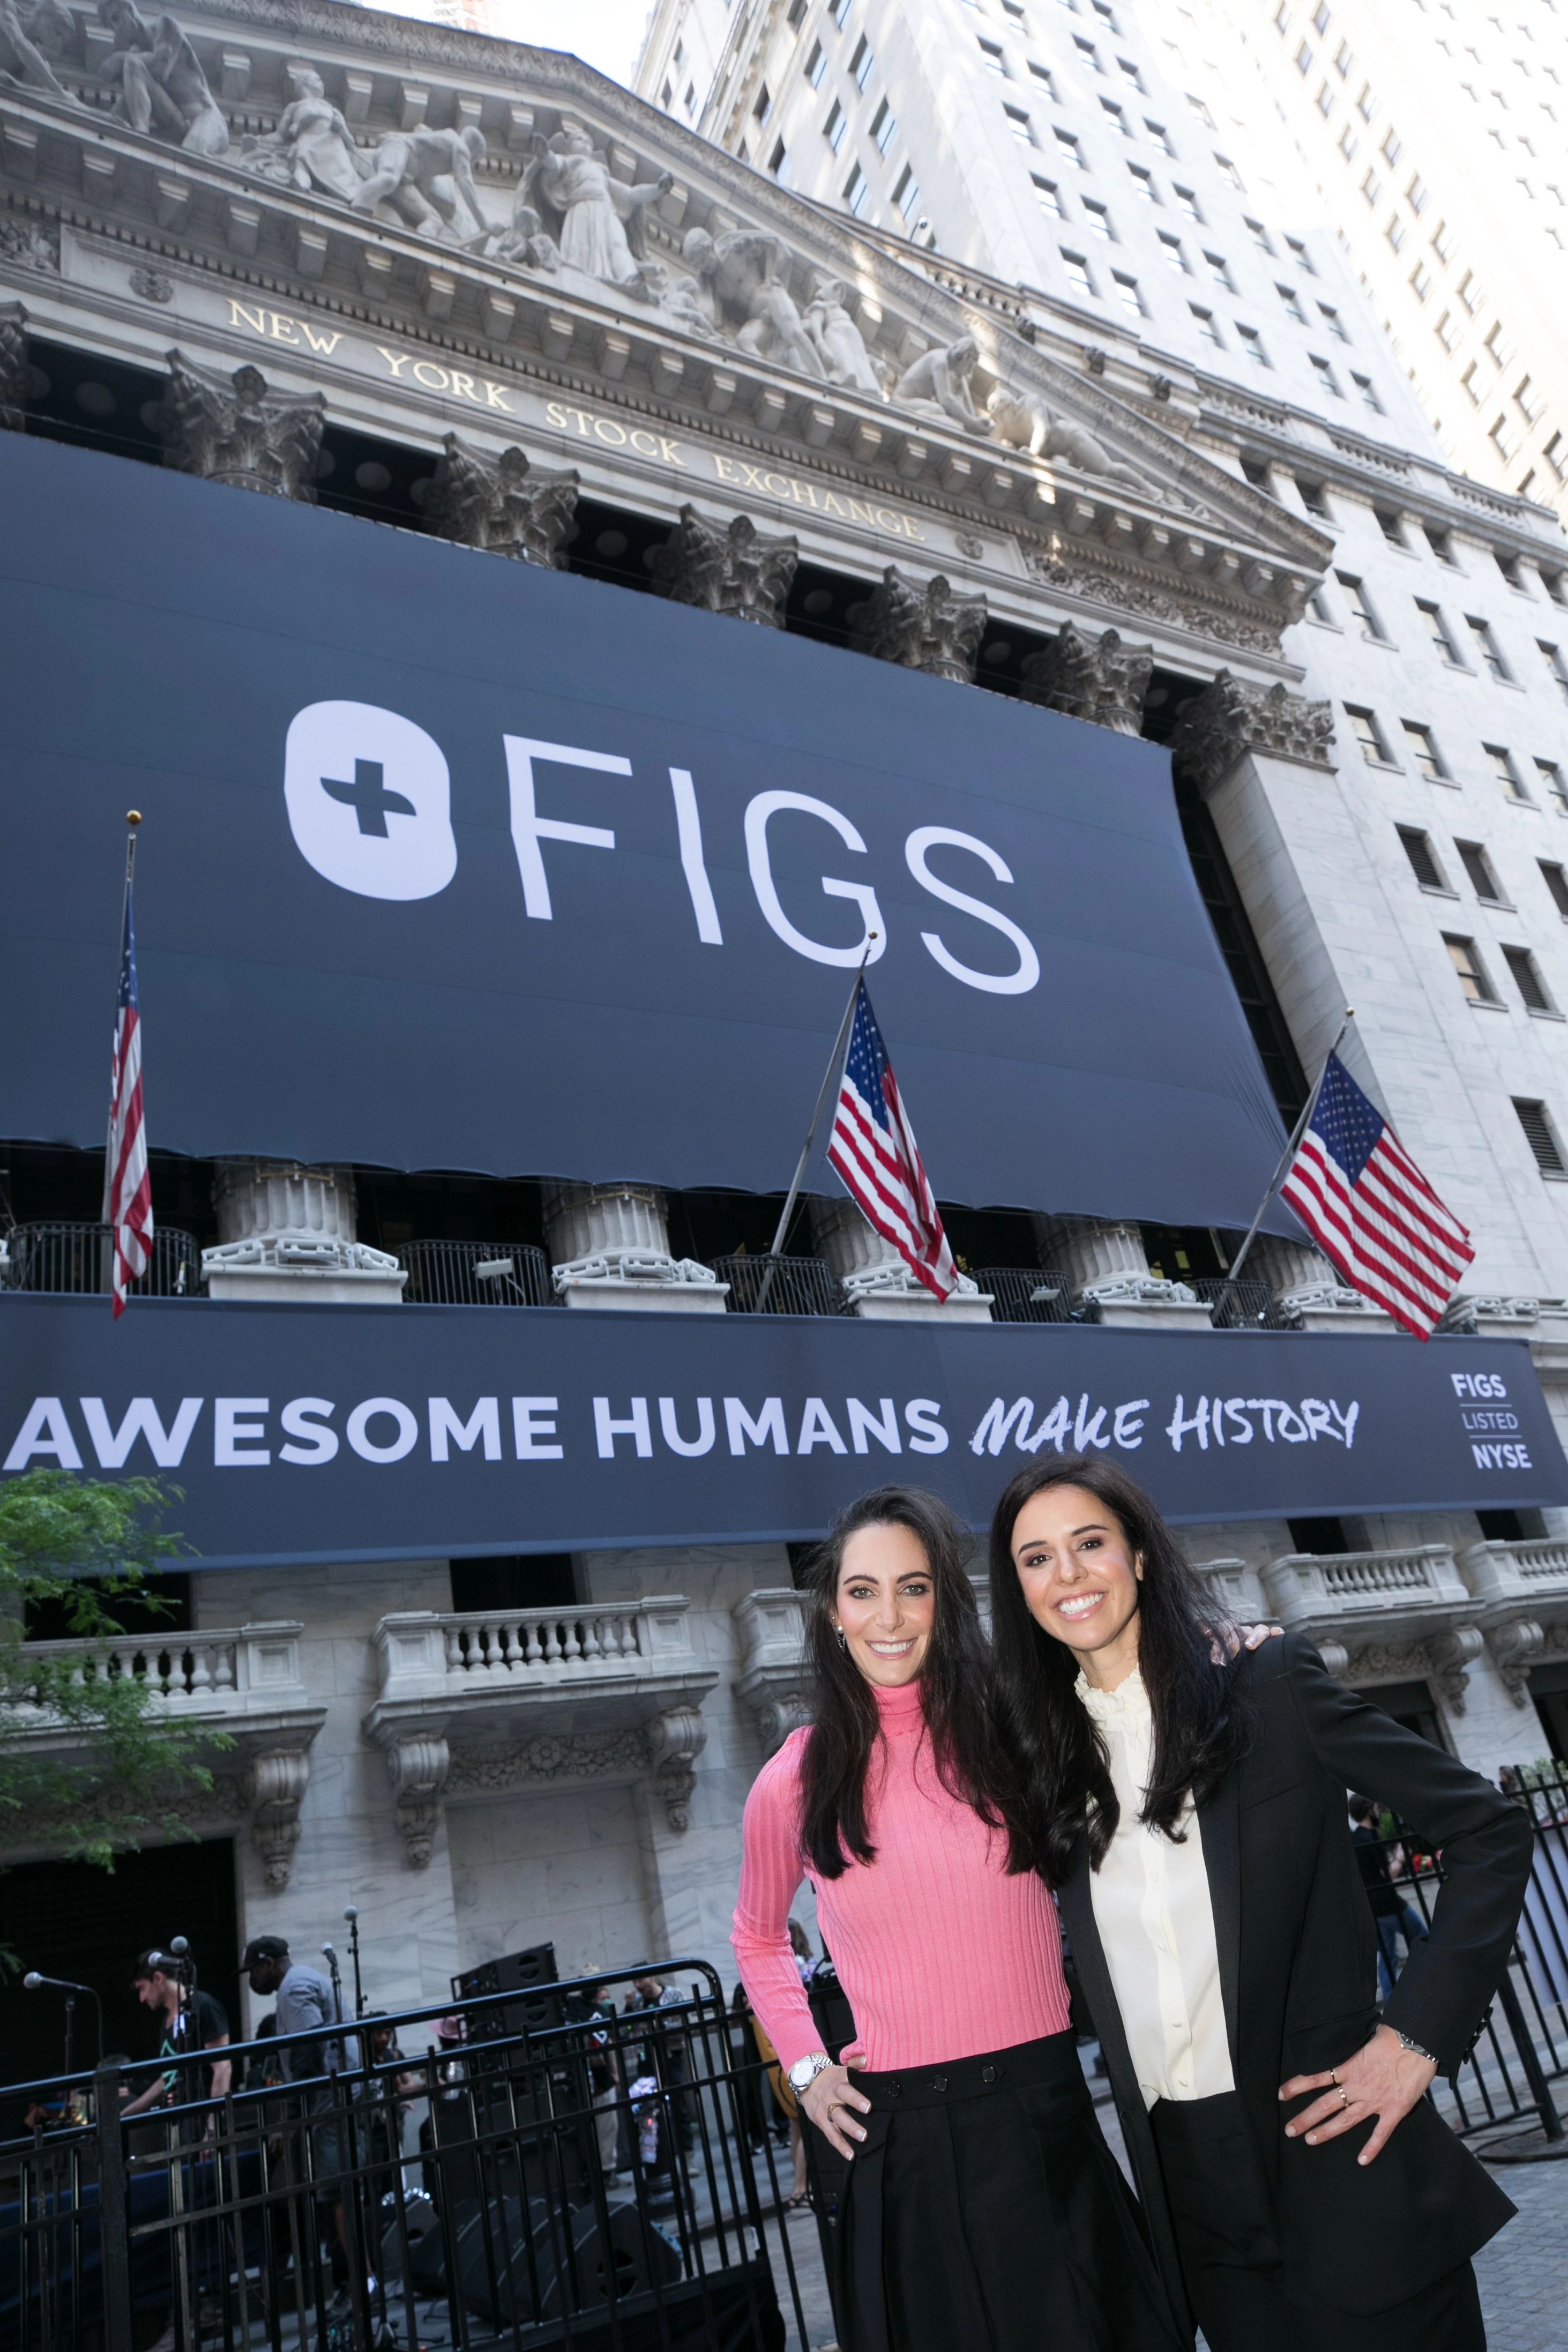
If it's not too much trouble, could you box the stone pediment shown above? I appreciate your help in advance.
[0,0,1328,649]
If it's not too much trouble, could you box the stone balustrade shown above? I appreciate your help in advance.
[1259,1544,1484,1710]
[364,1598,719,1859]
[1457,1538,1568,1706]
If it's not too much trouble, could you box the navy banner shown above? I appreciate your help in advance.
[0,434,1298,1231]
[4,1298,1563,1565]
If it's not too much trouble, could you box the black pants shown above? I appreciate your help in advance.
[1148,2092,1485,2352]
[839,2032,1182,2352]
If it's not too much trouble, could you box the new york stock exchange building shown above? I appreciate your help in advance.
[7,0,1568,2071]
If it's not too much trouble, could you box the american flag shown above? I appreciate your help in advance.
[102,873,153,1319]
[826,983,956,1301]
[1278,1052,1472,1339]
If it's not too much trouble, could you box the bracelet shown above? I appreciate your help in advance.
[1393,2028,1439,2067]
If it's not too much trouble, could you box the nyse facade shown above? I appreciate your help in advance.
[5,0,1568,2031]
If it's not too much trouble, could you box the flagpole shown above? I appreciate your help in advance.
[1218,1006,1354,1298]
[755,934,878,1311]
[101,810,143,1225]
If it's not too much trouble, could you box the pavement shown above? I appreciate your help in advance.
[1473,2147,1568,2352]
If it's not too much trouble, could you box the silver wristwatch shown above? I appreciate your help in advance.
[1394,2029,1438,2066]
[787,2050,834,2094]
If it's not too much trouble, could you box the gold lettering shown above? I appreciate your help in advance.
[563,405,594,436]
[738,461,769,492]
[412,361,451,392]
[659,436,684,465]
[822,493,849,519]
[593,417,628,445]
[546,400,568,428]
[848,499,875,527]
[629,428,659,457]
[799,482,822,510]
[268,313,301,346]
[375,346,412,379]
[484,381,514,413]
[873,507,901,533]
[300,322,342,355]
[763,472,791,498]
[904,516,926,542]
[229,301,268,335]
[449,370,479,404]
[712,454,741,483]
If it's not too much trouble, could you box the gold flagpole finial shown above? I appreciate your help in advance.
[126,810,143,826]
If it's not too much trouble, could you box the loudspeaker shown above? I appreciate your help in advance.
[448,2192,681,2326]
[454,1943,564,2043]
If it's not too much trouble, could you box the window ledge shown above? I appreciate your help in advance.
[1527,1005,1566,1022]
[1419,885,1461,899]
[1362,757,1405,772]
[1539,1169,1568,1183]
[1467,995,1510,1011]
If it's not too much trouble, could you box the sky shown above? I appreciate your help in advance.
[480,0,653,84]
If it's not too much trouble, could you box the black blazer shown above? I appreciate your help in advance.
[1057,1632,1529,2327]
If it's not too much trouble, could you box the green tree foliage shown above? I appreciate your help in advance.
[0,1470,228,1875]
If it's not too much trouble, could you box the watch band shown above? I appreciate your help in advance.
[1394,2028,1439,2067]
[787,2050,833,2092]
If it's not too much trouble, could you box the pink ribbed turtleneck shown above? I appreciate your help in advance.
[731,1676,1071,2073]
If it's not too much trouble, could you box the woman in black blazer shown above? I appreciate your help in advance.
[988,1454,1532,2352]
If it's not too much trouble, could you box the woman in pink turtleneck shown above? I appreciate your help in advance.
[732,1486,1184,2352]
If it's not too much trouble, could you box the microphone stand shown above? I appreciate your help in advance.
[344,1909,366,2020]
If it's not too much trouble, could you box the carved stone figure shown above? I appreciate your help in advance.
[152,351,325,499]
[894,335,991,435]
[242,66,365,202]
[642,259,725,341]
[1020,624,1153,735]
[681,227,824,378]
[423,433,580,568]
[987,384,1151,493]
[1,302,28,433]
[477,190,562,273]
[647,507,798,625]
[0,0,75,103]
[1170,670,1335,793]
[525,127,670,289]
[804,278,883,396]
[0,217,58,272]
[352,123,488,244]
[847,566,988,683]
[98,1,228,156]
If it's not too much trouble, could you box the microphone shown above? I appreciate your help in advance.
[321,1942,337,1960]
[24,1972,95,1995]
[344,1907,358,1923]
[169,1936,189,1958]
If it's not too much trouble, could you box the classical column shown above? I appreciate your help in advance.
[1169,669,1335,792]
[1019,623,1153,735]
[1,302,31,435]
[152,350,326,498]
[423,431,580,566]
[1248,1235,1395,1333]
[542,1181,728,1312]
[647,505,798,624]
[811,1197,992,1322]
[1037,1215,1212,1329]
[201,1161,406,1302]
[846,566,988,682]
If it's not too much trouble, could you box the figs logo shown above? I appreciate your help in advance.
[284,700,457,901]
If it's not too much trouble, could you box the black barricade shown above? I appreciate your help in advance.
[0,1959,821,2352]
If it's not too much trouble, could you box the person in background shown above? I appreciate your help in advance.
[1351,1797,1428,2000]
[123,1952,231,2122]
[581,1984,624,2178]
[243,1935,356,2307]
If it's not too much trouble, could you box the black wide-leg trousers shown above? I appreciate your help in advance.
[838,2030,1182,2352]
[1148,2090,1485,2352]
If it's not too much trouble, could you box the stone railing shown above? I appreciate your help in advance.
[1457,1539,1568,1706]
[733,1588,810,1754]
[1260,1545,1483,1710]
[364,1600,719,1860]
[3,1623,325,1888]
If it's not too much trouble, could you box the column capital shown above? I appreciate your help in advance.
[647,505,798,624]
[1019,623,1153,735]
[153,350,325,498]
[1170,669,1334,794]
[847,566,988,682]
[423,431,579,566]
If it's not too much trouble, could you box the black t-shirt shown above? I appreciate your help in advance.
[156,1988,231,2102]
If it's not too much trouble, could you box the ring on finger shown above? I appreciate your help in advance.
[1338,2087,1350,2109]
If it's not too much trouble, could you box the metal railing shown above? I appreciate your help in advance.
[2,1221,200,1298]
[1192,1276,1291,1330]
[0,1959,820,2352]
[976,1266,1075,1323]
[398,1240,554,1306]
[709,1254,848,1316]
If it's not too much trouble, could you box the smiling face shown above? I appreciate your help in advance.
[1010,1483,1144,1690]
[832,1521,937,1688]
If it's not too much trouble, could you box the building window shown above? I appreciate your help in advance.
[1203,250,1233,288]
[1375,507,1405,547]
[754,83,772,124]
[1100,96,1131,135]
[1431,218,1454,260]
[1484,320,1515,368]
[1237,324,1272,368]
[1345,704,1392,761]
[1445,935,1499,1002]
[1296,38,1314,73]
[1316,78,1334,116]
[1402,721,1449,780]
[1544,569,1568,609]
[1424,525,1457,566]
[842,161,869,214]
[1145,120,1174,153]
[1385,213,1406,252]
[1337,573,1387,640]
[1398,827,1447,890]
[1128,163,1159,200]
[1339,123,1360,162]
[1356,80,1376,121]
[1190,304,1223,346]
[1361,167,1383,206]
[1310,354,1343,398]
[1458,268,1483,313]
[1055,127,1086,166]
[1277,283,1306,321]
[1082,197,1114,237]
[1455,840,1506,902]
[1074,34,1104,70]
[1033,174,1065,215]
[849,32,873,85]
[1308,589,1335,624]
[1215,153,1244,190]
[1490,413,1522,460]
[1117,55,1144,89]
[768,137,790,180]
[1245,217,1274,254]
[1539,642,1568,703]
[979,36,1009,73]
[807,38,826,85]
[871,96,897,151]
[1352,372,1383,413]
[1062,251,1095,297]
[1187,91,1215,128]
[1112,271,1145,318]
[1029,61,1058,93]
[1469,619,1511,680]
[1409,261,1432,302]
[1539,759,1568,812]
[1406,172,1428,213]
[1540,861,1568,918]
[1158,230,1189,272]
[1547,435,1568,482]
[1296,477,1328,517]
[1318,303,1350,342]
[1173,185,1203,220]
[824,99,846,150]
[1515,376,1545,423]
[1005,103,1036,143]
[1485,742,1529,799]
[1334,38,1353,76]
[1494,551,1524,589]
[1504,946,1556,1013]
[831,0,852,23]
[1514,1098,1567,1174]
[1417,602,1461,662]
[893,162,921,219]
[1380,125,1403,166]
[1435,310,1460,352]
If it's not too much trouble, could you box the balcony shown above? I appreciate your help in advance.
[1457,1536,1568,1706]
[2,1624,326,1885]
[2,1220,201,1296]
[363,1598,720,1860]
[1260,1544,1483,1708]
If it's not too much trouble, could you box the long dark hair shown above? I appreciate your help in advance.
[798,1486,1022,1879]
[988,1456,1253,1888]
